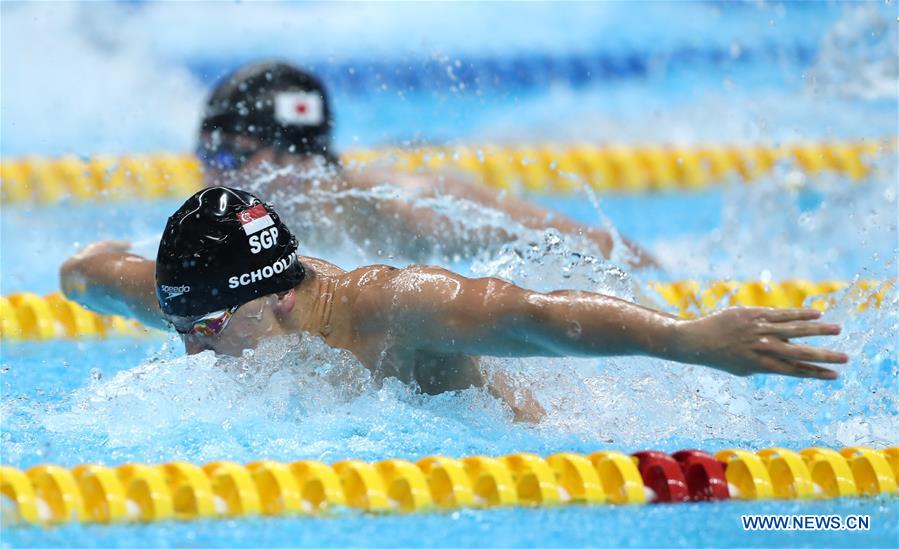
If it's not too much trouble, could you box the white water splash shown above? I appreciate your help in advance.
[656,153,898,282]
[227,160,619,269]
[807,3,898,101]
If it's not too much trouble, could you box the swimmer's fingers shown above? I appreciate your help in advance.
[767,340,849,365]
[758,320,841,339]
[759,357,839,380]
[758,308,823,322]
[789,361,840,380]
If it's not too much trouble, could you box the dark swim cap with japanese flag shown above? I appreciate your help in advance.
[156,187,305,318]
[200,61,335,160]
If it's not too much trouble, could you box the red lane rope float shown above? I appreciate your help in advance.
[671,450,729,502]
[633,451,690,503]
[0,447,895,526]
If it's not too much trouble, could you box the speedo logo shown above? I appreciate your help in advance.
[160,285,191,300]
[228,255,294,289]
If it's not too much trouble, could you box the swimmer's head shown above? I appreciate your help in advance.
[197,61,336,183]
[156,186,306,355]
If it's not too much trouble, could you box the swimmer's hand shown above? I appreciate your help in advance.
[60,239,164,329]
[61,240,132,295]
[69,240,132,261]
[674,307,848,380]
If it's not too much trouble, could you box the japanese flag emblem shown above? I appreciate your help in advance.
[274,91,324,126]
[238,204,275,235]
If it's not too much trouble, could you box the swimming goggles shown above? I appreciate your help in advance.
[170,303,242,338]
[195,142,262,171]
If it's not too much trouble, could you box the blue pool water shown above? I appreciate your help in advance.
[2,183,896,546]
[3,497,896,548]
[2,2,897,547]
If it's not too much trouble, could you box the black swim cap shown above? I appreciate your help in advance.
[156,186,305,318]
[200,61,335,159]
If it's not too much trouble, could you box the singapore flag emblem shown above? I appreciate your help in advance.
[274,91,324,126]
[238,204,275,235]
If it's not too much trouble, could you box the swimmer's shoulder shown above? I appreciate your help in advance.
[299,256,345,278]
[335,264,466,339]
[339,263,401,290]
[338,263,459,306]
[321,264,399,336]
[301,258,409,289]
[345,263,457,284]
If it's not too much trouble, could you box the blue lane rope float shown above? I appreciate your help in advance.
[1,447,895,525]
[188,42,817,94]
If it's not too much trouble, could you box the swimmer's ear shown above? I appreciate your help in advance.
[273,289,296,317]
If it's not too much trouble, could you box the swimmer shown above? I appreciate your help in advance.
[61,187,849,422]
[196,61,656,267]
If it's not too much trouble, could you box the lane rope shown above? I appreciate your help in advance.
[1,293,151,341]
[2,139,895,204]
[1,447,895,525]
[187,40,818,96]
[648,279,892,319]
[1,281,890,341]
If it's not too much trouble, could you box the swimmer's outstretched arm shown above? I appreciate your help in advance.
[357,266,848,380]
[348,168,657,268]
[60,241,167,330]
[434,173,657,268]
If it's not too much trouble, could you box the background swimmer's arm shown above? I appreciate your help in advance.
[431,171,657,268]
[60,241,166,330]
[361,266,847,380]
[347,168,657,268]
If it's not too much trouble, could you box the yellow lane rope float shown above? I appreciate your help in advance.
[1,139,895,203]
[0,293,150,341]
[1,447,895,525]
[649,279,892,319]
[0,281,890,340]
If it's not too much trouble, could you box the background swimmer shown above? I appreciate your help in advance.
[197,61,656,266]
[61,187,850,423]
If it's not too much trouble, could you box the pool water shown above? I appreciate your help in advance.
[1,1,897,547]
[2,183,896,546]
[3,498,896,548]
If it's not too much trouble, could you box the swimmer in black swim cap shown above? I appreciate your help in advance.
[156,187,306,355]
[63,186,851,421]
[198,61,336,176]
[194,61,658,268]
